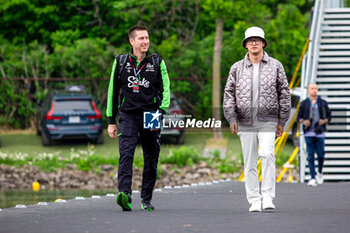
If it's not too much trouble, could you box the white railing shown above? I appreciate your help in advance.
[303,0,344,99]
[324,0,344,8]
[303,0,320,98]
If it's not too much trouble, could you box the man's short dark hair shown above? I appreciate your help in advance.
[128,26,148,39]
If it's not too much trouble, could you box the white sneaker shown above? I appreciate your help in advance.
[249,200,261,212]
[316,172,324,184]
[308,179,317,187]
[263,198,275,210]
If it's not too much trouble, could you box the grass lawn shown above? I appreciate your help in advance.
[0,131,213,157]
[0,129,296,163]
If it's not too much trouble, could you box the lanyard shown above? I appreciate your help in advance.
[129,54,147,80]
[309,98,317,119]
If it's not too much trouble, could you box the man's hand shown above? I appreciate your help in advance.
[276,125,284,138]
[318,119,327,126]
[229,122,238,134]
[108,124,118,139]
[302,120,311,127]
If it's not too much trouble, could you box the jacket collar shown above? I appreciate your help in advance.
[244,51,269,67]
[129,48,150,59]
[307,96,319,105]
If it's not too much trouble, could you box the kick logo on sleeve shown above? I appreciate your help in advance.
[143,110,161,129]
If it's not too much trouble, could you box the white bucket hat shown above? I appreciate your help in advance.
[242,26,267,49]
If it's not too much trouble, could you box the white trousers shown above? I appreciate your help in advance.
[239,131,276,204]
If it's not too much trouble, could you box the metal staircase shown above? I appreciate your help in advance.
[300,0,350,182]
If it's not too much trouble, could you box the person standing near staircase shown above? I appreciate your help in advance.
[223,26,291,212]
[297,83,331,187]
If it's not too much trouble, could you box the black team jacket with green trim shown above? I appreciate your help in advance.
[106,51,170,124]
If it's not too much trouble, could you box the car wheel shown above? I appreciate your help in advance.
[35,119,42,136]
[42,132,51,146]
[176,132,185,144]
[95,133,104,144]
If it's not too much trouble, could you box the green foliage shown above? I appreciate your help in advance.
[217,158,240,174]
[73,154,118,172]
[157,164,163,179]
[202,0,250,20]
[0,0,314,128]
[276,151,298,167]
[266,4,309,76]
[0,81,34,128]
[51,29,81,47]
[206,149,241,174]
[0,149,118,173]
[161,146,201,166]
[53,37,113,79]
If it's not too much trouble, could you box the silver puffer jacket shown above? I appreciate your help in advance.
[223,52,291,126]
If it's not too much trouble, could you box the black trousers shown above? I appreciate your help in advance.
[117,111,160,201]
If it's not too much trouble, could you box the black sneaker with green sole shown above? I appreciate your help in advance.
[141,199,155,211]
[116,192,133,211]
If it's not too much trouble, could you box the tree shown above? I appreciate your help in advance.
[202,0,252,139]
[0,0,313,129]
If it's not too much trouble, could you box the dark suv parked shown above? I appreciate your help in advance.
[36,86,104,146]
[161,92,185,144]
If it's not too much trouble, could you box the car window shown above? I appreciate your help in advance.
[54,100,93,113]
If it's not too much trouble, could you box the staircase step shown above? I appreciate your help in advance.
[321,38,350,43]
[318,91,350,95]
[320,44,350,49]
[325,132,350,137]
[329,104,350,108]
[308,160,350,165]
[327,125,350,131]
[321,153,350,158]
[319,51,350,56]
[317,84,350,88]
[305,174,350,181]
[324,14,350,19]
[318,64,350,69]
[317,77,350,82]
[317,70,350,76]
[322,21,350,25]
[323,26,350,31]
[305,161,350,166]
[326,139,350,144]
[324,8,350,13]
[322,32,350,37]
[305,167,350,173]
[325,145,350,151]
[318,57,350,62]
[306,167,350,173]
[324,97,350,102]
[330,111,350,117]
[326,117,350,123]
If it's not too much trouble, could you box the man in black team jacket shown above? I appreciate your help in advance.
[106,26,170,211]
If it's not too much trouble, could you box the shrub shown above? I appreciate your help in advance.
[161,146,200,166]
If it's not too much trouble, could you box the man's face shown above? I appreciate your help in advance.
[245,37,265,55]
[308,83,318,97]
[129,30,150,53]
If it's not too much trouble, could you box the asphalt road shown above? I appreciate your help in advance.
[1,181,350,233]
